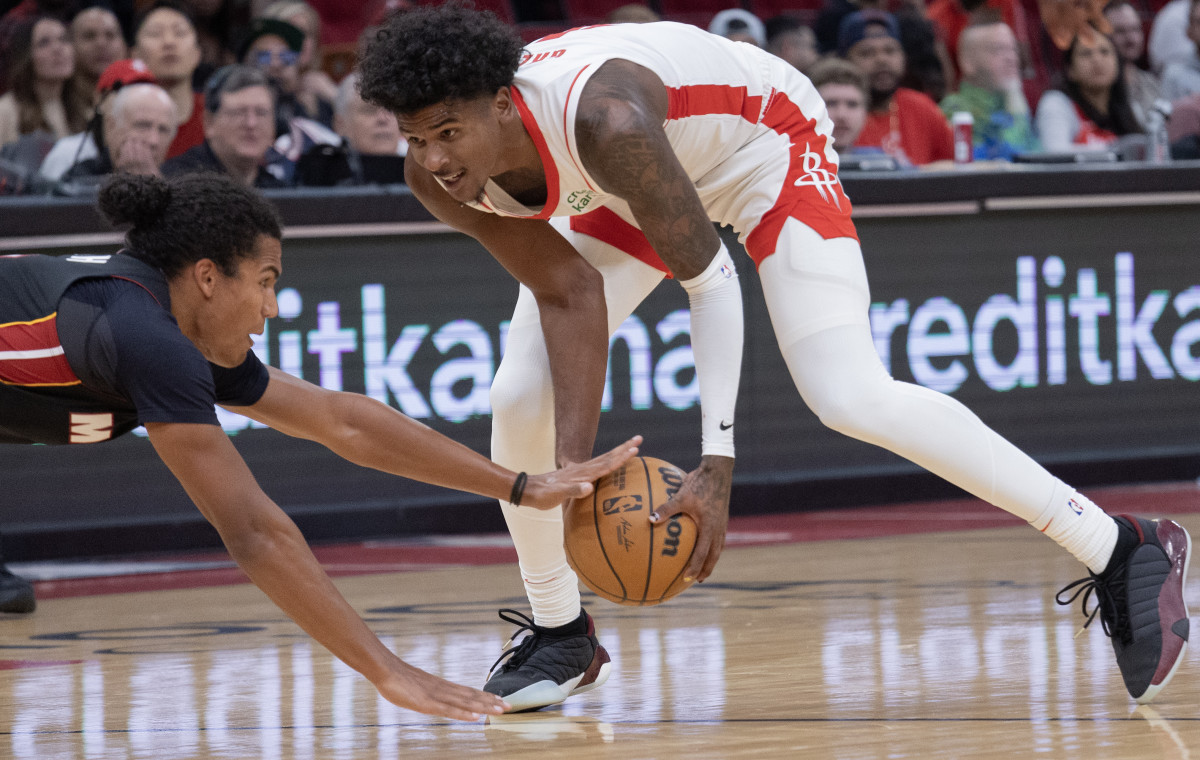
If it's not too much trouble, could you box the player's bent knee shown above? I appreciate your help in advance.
[800,378,895,443]
[489,379,552,429]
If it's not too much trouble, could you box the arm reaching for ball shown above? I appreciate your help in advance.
[155,365,641,718]
[238,367,641,508]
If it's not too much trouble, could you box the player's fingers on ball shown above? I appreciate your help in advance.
[699,539,724,580]
[604,438,640,467]
[610,435,641,454]
[649,496,684,523]
[684,533,711,581]
[686,553,707,583]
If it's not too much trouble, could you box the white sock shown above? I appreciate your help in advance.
[1028,480,1119,574]
[519,562,581,629]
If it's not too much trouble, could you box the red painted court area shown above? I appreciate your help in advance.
[28,480,1200,600]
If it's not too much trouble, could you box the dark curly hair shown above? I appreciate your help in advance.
[98,173,282,279]
[357,2,525,115]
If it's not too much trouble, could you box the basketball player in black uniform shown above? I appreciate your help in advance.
[0,172,641,720]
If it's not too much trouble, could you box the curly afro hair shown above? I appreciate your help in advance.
[358,2,525,115]
[98,173,282,279]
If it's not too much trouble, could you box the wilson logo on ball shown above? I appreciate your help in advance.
[661,517,684,557]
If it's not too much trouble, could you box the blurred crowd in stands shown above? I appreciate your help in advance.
[0,0,1197,197]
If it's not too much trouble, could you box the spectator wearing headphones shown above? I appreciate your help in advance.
[57,80,176,185]
[39,57,155,183]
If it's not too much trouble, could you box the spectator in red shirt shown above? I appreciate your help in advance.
[131,1,204,159]
[841,9,955,164]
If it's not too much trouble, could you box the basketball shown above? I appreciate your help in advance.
[563,456,698,606]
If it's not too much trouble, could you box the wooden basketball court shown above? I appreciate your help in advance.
[1,488,1196,759]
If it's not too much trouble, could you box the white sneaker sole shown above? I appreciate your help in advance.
[500,661,612,713]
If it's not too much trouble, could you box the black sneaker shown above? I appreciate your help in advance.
[483,609,611,712]
[1056,516,1190,703]
[0,564,35,614]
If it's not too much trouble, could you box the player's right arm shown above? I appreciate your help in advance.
[144,420,510,721]
[404,159,610,470]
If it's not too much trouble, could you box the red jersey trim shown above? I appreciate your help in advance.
[111,274,163,306]
[530,25,601,44]
[666,84,762,123]
[569,207,673,277]
[510,85,561,220]
[0,313,81,387]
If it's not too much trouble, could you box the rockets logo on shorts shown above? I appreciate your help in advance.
[793,141,842,209]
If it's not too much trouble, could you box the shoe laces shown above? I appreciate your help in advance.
[1055,564,1132,644]
[486,609,553,680]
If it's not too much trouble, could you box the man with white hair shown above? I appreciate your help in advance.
[334,72,405,158]
[39,58,159,184]
[59,81,178,182]
[293,72,407,186]
[938,20,1038,159]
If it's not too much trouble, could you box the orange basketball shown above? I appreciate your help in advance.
[563,456,698,606]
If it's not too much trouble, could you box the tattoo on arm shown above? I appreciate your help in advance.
[576,62,719,279]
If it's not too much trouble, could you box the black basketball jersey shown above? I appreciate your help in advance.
[0,252,268,445]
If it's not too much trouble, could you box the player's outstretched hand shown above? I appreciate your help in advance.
[648,454,733,583]
[522,435,643,510]
[375,660,511,720]
[1037,0,1110,50]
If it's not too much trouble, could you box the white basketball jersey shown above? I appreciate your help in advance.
[459,22,855,264]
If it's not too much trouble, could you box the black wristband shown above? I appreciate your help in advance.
[509,471,528,507]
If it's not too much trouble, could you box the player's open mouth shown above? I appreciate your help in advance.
[439,170,465,185]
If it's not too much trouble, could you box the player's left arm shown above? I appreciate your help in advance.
[574,58,744,583]
[231,366,639,509]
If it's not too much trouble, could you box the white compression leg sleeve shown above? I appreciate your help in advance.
[759,219,1117,571]
[490,284,573,626]
[490,226,666,626]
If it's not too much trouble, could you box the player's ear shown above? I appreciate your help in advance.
[192,258,220,298]
[493,87,514,119]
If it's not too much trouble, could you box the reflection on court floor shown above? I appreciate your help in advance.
[0,515,1197,759]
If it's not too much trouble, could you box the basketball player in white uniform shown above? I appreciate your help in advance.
[358,6,1190,712]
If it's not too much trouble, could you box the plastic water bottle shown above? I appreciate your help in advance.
[1147,100,1172,164]
[952,112,974,164]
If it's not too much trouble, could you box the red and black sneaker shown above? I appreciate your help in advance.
[1057,516,1191,703]
[483,608,611,712]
